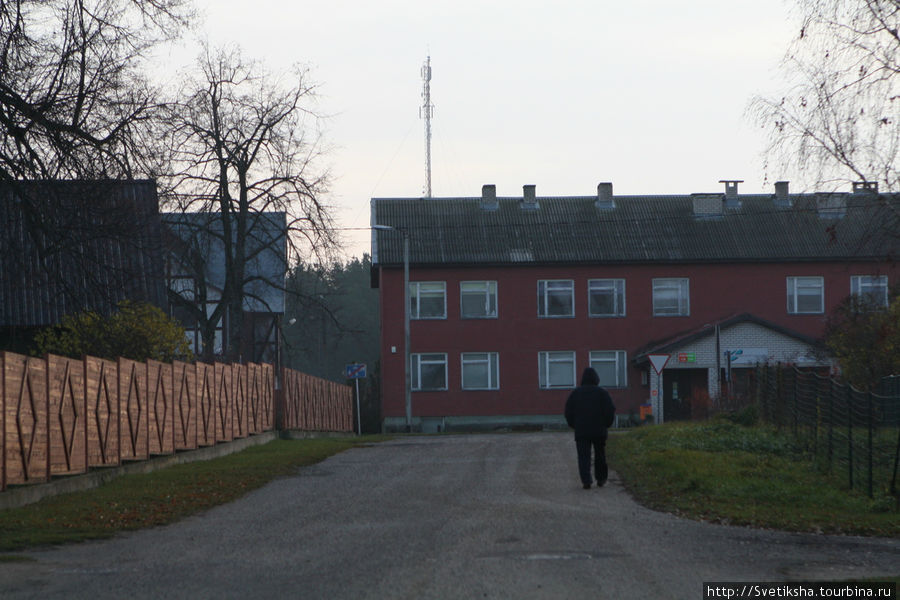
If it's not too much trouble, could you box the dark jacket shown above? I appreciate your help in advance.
[565,385,616,440]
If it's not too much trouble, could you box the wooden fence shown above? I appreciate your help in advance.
[1,351,352,491]
[281,368,354,433]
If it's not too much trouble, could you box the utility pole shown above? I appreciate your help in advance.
[420,56,433,198]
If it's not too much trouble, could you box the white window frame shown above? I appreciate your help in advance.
[538,280,575,318]
[461,352,500,390]
[787,276,824,314]
[652,278,690,316]
[538,351,576,389]
[411,353,448,391]
[850,275,888,307]
[588,279,626,317]
[460,281,498,319]
[589,350,628,389]
[410,281,447,319]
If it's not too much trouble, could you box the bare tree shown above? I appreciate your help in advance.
[751,1,899,189]
[162,45,337,361]
[0,0,192,323]
[0,0,192,181]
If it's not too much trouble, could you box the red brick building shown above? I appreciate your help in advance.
[371,181,897,432]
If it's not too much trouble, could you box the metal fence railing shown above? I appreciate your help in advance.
[751,364,900,500]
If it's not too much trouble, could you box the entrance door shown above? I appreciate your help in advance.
[663,369,708,421]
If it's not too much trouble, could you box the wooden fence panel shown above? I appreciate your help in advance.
[232,364,248,439]
[277,367,352,433]
[147,360,175,456]
[281,368,295,429]
[246,364,259,434]
[85,356,119,467]
[300,371,310,429]
[196,362,216,447]
[47,354,87,477]
[261,363,274,431]
[2,352,49,486]
[247,364,268,435]
[173,361,197,450]
[214,363,233,443]
[118,358,148,461]
[1,354,348,493]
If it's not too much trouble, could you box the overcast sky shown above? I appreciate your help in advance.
[168,0,799,260]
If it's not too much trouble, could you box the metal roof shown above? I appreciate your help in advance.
[1,180,166,327]
[371,191,897,267]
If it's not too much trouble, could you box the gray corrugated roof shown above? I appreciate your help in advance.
[1,180,166,327]
[371,192,897,266]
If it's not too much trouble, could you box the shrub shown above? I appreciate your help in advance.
[721,403,760,427]
[32,300,193,363]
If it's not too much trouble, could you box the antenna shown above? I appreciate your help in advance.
[419,56,433,198]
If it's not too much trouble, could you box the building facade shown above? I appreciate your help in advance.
[162,211,287,364]
[371,181,897,432]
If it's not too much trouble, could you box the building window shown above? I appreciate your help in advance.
[590,350,627,388]
[460,281,498,319]
[787,276,824,314]
[851,275,888,307]
[538,280,575,317]
[538,351,576,389]
[411,353,448,391]
[410,282,446,319]
[653,278,689,316]
[461,352,500,390]
[588,279,626,317]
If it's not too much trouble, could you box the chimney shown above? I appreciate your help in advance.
[692,193,724,218]
[816,193,846,219]
[520,184,539,210]
[852,181,878,194]
[774,181,791,207]
[481,184,498,210]
[595,182,614,209]
[719,180,743,208]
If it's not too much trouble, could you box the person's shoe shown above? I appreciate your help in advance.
[582,483,591,489]
[596,478,607,487]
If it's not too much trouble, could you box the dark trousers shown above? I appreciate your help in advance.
[575,437,608,485]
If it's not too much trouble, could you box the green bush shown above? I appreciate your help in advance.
[32,300,193,363]
[720,403,760,426]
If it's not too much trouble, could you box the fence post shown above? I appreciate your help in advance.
[756,365,765,422]
[867,391,873,498]
[774,364,781,428]
[847,384,853,491]
[891,424,900,499]
[813,373,819,459]
[792,366,799,438]
[827,378,834,474]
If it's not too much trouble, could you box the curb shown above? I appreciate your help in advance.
[0,432,280,510]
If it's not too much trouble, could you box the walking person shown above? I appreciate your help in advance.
[564,367,616,489]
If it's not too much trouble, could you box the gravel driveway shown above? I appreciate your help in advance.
[1,433,897,599]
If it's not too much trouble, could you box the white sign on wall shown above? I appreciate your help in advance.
[725,348,769,365]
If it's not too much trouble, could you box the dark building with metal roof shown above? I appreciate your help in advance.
[371,181,898,432]
[0,180,166,351]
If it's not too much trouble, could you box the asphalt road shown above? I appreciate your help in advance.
[1,433,898,599]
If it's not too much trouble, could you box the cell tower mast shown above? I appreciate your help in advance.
[420,56,433,198]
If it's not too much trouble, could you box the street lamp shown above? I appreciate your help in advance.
[372,224,412,432]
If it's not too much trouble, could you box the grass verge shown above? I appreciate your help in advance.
[607,421,899,537]
[0,435,391,552]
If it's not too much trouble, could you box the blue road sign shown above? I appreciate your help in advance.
[346,363,367,379]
